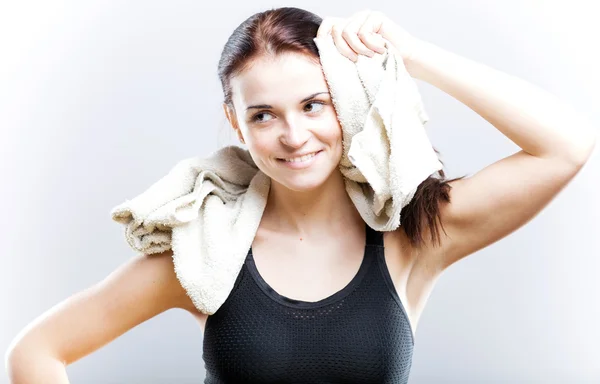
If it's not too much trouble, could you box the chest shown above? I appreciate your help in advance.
[201,229,416,382]
[250,234,370,302]
[194,230,429,339]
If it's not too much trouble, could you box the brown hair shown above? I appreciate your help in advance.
[217,7,466,249]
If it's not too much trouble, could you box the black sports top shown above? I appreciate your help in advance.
[202,222,415,383]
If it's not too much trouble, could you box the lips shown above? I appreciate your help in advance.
[278,150,322,162]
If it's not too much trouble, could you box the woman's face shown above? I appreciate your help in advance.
[226,52,343,192]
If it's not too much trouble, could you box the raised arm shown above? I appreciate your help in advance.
[403,37,596,271]
[5,250,196,383]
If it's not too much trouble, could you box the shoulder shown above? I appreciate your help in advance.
[138,250,200,314]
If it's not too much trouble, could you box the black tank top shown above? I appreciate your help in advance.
[202,222,415,383]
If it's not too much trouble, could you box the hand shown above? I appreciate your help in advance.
[316,10,420,65]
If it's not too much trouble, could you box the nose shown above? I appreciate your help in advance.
[279,115,311,148]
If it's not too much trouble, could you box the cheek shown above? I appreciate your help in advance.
[329,120,344,159]
[244,131,277,166]
[245,130,272,151]
[324,116,343,143]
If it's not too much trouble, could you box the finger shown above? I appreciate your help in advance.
[331,22,359,61]
[316,18,332,38]
[317,17,341,38]
[357,30,386,54]
[358,13,387,54]
[343,16,376,57]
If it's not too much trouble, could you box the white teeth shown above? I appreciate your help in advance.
[284,151,318,163]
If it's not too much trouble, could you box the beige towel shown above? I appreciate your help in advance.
[110,34,443,315]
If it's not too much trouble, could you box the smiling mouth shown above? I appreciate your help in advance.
[277,150,323,162]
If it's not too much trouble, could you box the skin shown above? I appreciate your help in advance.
[219,51,422,340]
[5,249,197,382]
[223,52,364,237]
[5,50,373,384]
[6,9,596,382]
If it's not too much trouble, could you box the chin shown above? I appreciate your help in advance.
[274,167,339,192]
[281,179,326,192]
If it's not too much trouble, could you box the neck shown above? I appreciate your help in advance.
[263,169,363,237]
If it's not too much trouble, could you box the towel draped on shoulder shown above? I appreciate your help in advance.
[110,34,443,315]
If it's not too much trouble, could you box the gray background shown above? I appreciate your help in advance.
[1,0,599,382]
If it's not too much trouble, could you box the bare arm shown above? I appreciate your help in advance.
[5,249,196,383]
[399,34,596,271]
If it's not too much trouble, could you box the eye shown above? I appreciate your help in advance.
[304,101,325,113]
[250,101,326,124]
[251,112,274,123]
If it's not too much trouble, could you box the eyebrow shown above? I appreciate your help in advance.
[245,92,330,111]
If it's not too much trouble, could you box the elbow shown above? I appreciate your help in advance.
[572,128,598,166]
[554,129,598,168]
[5,331,31,371]
[5,342,66,383]
[5,338,23,372]
[5,337,59,375]
[586,130,598,162]
[5,342,34,377]
[5,343,26,380]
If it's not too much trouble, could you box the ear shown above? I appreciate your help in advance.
[223,103,245,144]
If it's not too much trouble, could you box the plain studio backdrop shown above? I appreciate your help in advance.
[1,1,598,383]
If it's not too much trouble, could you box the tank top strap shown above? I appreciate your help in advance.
[365,222,384,247]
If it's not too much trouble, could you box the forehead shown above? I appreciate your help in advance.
[230,52,328,106]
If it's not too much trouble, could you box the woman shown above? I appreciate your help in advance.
[6,7,596,383]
